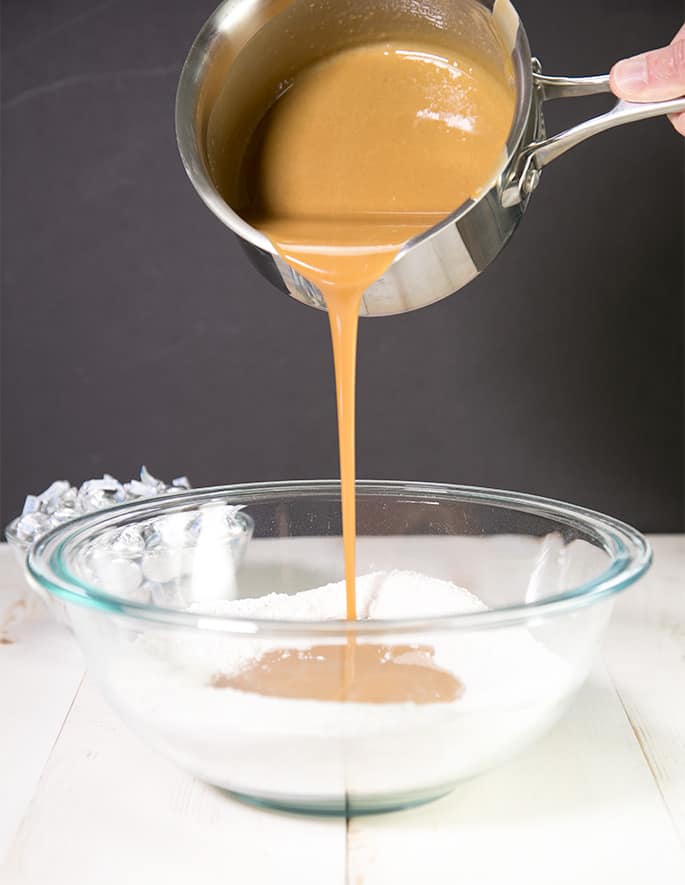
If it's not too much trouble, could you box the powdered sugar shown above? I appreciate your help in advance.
[97,571,576,805]
[190,570,487,620]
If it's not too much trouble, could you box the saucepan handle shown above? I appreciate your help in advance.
[501,64,685,207]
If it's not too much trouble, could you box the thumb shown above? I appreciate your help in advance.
[610,40,685,101]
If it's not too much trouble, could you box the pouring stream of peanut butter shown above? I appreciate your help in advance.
[240,41,513,620]
[219,40,513,703]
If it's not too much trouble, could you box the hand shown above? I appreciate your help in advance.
[610,24,685,135]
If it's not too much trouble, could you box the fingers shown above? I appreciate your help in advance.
[669,112,685,136]
[610,26,685,136]
[665,28,685,134]
[669,25,685,135]
[610,38,685,101]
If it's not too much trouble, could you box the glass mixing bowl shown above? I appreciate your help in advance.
[27,481,650,815]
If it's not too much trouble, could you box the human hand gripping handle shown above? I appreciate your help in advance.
[501,52,685,207]
[611,24,685,135]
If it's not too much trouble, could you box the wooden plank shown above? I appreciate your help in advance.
[604,534,685,846]
[2,676,346,885]
[0,547,84,863]
[347,661,685,884]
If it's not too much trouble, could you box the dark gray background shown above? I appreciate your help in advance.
[2,0,683,531]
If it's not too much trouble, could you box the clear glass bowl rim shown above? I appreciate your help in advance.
[26,480,652,637]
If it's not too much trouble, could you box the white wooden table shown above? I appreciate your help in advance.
[1,538,683,884]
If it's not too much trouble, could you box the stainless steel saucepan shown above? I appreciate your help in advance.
[176,0,685,316]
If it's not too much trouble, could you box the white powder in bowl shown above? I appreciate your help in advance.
[101,572,576,805]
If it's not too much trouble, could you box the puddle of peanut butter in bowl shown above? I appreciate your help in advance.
[212,642,464,704]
